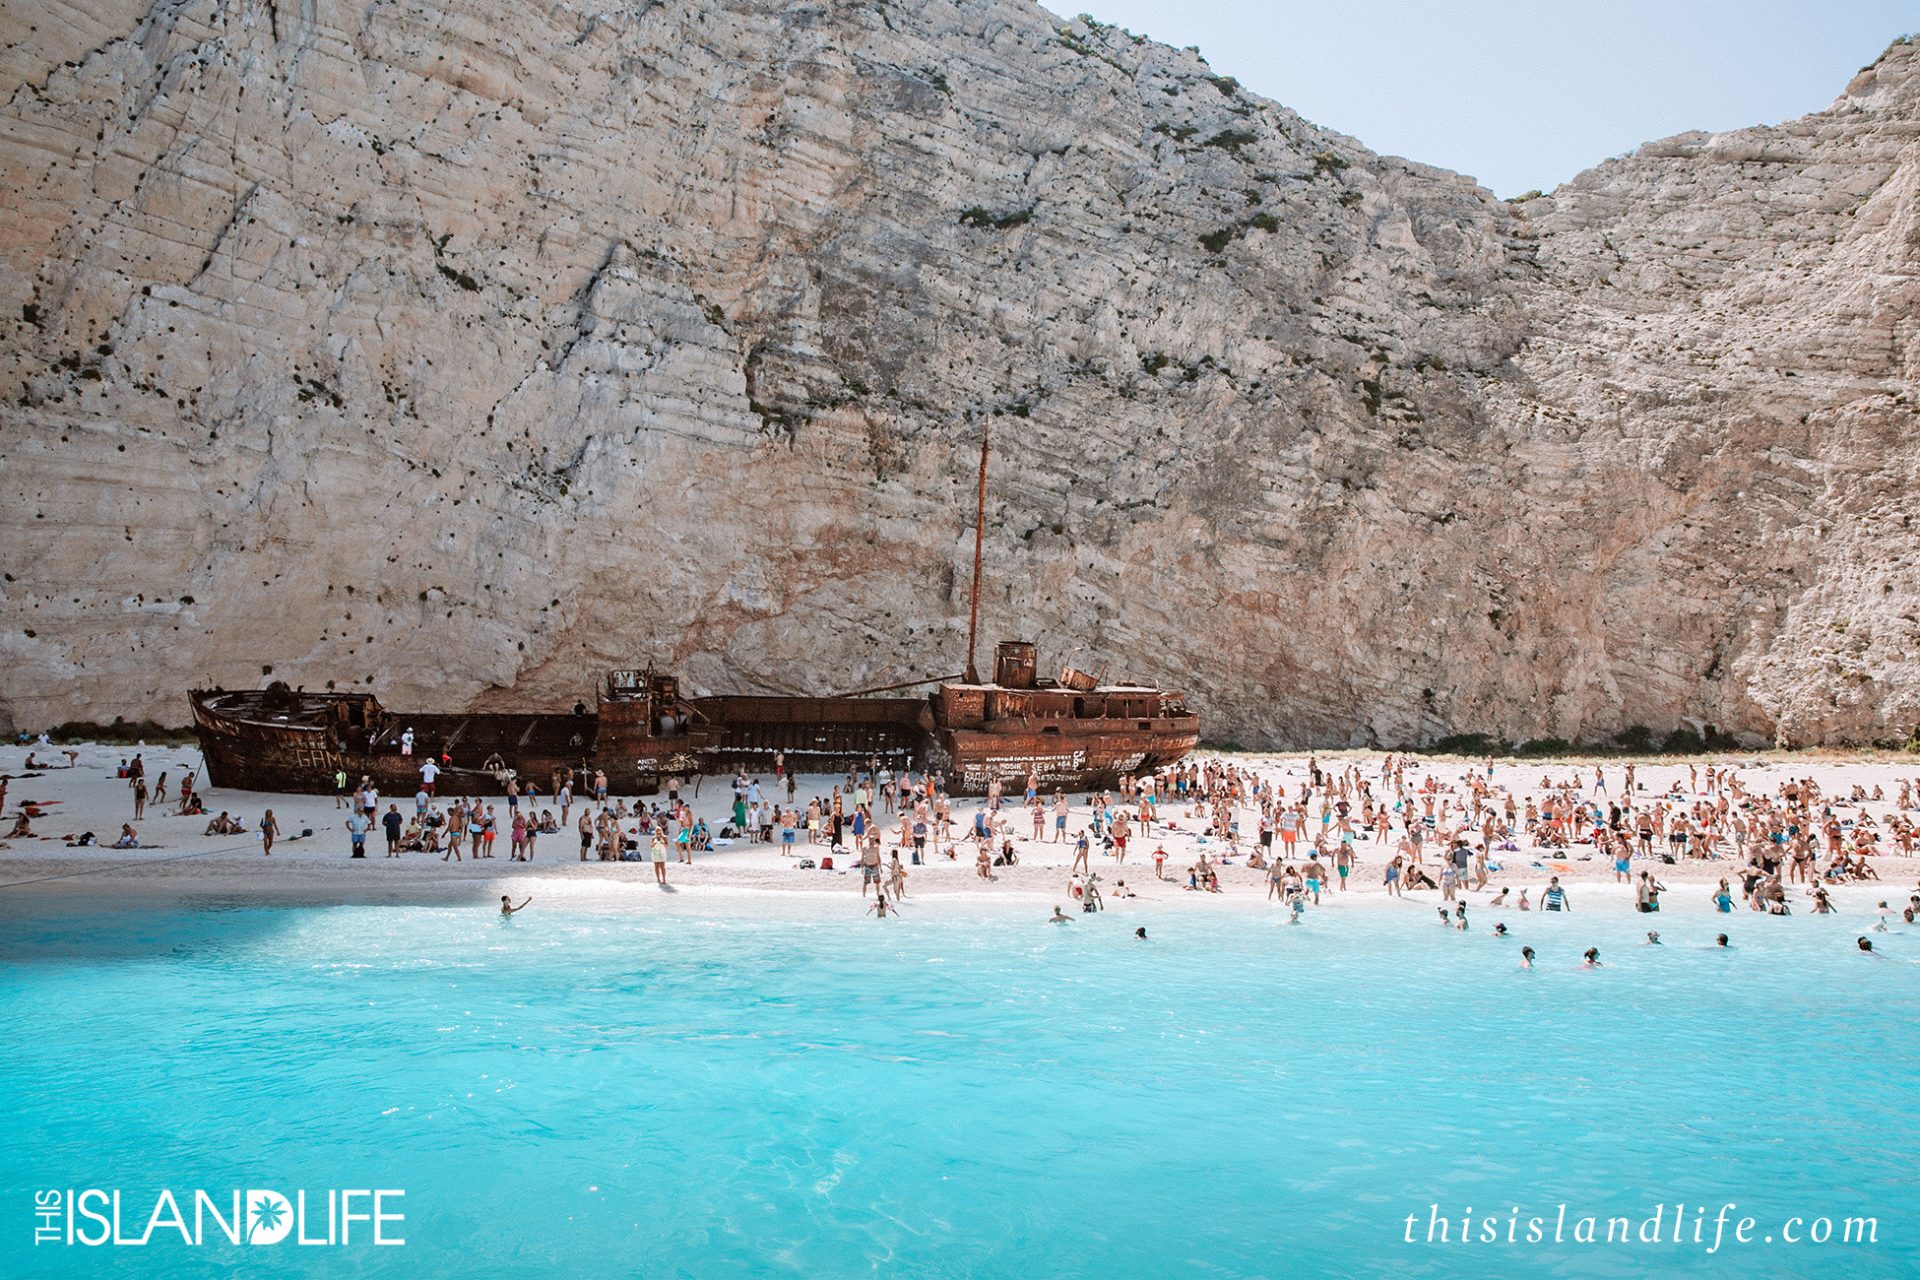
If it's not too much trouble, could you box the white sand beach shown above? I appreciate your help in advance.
[4,740,1917,920]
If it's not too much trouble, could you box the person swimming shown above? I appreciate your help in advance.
[1519,946,1534,969]
[1492,922,1508,937]
[1857,936,1877,954]
[1581,947,1602,968]
[1715,934,1730,948]
[1645,931,1661,945]
[1049,906,1072,924]
[1134,927,1148,940]
[499,895,531,916]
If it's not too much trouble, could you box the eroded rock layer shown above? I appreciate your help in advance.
[1,2,1915,747]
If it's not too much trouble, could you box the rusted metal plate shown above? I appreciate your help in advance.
[192,659,1200,798]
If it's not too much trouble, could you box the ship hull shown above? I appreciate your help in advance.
[190,690,691,796]
[934,723,1200,796]
[192,658,1201,799]
[188,686,925,797]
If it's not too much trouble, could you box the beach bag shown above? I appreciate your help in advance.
[798,858,816,869]
[819,855,834,871]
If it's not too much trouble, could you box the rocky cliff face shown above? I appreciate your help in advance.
[0,2,1914,748]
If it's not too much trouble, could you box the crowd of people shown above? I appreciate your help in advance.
[8,733,1918,943]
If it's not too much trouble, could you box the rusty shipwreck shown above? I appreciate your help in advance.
[191,424,1197,796]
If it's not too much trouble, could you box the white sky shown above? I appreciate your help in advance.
[1076,0,1918,195]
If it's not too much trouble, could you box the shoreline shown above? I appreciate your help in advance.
[4,740,1917,921]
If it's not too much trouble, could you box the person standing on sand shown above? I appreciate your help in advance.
[383,804,404,856]
[1052,792,1069,842]
[132,776,147,819]
[346,810,369,858]
[259,809,279,856]
[650,829,669,884]
[335,766,350,809]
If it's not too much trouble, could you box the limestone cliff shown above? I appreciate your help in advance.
[0,2,1914,748]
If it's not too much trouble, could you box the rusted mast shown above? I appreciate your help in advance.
[965,417,990,684]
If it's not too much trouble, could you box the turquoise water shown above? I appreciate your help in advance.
[2,896,1916,1279]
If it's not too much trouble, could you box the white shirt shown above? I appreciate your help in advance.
[420,761,440,783]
